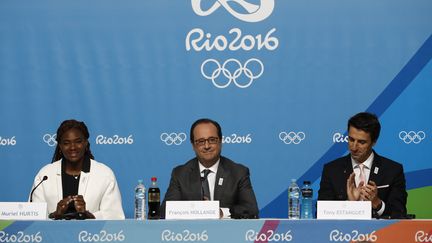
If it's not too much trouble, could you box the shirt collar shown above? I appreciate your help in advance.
[351,151,374,169]
[199,159,220,174]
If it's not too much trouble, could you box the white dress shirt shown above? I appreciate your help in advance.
[199,160,219,201]
[351,152,385,216]
[351,153,374,187]
[198,159,230,218]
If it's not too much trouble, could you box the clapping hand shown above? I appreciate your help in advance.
[361,181,382,209]
[346,172,363,201]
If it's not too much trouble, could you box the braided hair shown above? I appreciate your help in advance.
[51,119,95,162]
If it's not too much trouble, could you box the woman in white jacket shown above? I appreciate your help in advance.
[31,119,125,220]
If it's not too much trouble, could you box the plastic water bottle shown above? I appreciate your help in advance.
[134,179,146,220]
[288,179,300,219]
[301,180,313,219]
[148,177,160,219]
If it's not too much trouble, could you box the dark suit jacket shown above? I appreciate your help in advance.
[318,151,407,218]
[161,156,259,219]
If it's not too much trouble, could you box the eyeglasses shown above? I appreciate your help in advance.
[194,137,220,146]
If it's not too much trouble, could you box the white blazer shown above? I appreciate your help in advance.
[31,159,125,220]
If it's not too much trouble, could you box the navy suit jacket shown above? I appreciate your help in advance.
[318,152,407,218]
[161,156,259,219]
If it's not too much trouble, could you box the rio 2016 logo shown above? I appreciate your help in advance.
[186,27,278,88]
[161,229,208,241]
[245,229,292,242]
[0,136,16,146]
[329,229,377,242]
[191,0,274,23]
[222,133,252,144]
[187,0,278,89]
[415,230,432,242]
[0,231,43,243]
[186,28,278,52]
[78,230,125,242]
[333,133,348,143]
[95,135,134,145]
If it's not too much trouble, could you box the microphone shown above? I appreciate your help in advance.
[30,176,48,202]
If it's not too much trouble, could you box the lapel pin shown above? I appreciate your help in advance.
[374,167,379,174]
[218,178,223,186]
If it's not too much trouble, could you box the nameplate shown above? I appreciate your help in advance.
[317,200,371,219]
[0,202,47,220]
[165,201,219,220]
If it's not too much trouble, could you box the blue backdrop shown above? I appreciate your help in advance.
[1,0,431,218]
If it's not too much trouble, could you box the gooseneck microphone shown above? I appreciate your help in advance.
[30,176,48,202]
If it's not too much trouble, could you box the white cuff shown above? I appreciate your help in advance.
[376,201,385,216]
[220,208,231,219]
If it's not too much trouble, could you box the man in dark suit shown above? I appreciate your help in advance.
[161,118,259,219]
[318,112,407,218]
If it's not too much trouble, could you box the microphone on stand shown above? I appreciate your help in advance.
[30,176,48,202]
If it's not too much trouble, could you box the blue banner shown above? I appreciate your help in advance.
[1,0,431,218]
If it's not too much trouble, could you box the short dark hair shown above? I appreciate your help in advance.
[190,118,222,143]
[52,119,94,162]
[348,112,381,143]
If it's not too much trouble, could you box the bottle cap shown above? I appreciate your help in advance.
[151,177,157,181]
[138,179,143,183]
[303,180,311,185]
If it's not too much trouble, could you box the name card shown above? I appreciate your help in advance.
[165,201,219,220]
[317,201,371,220]
[0,202,47,220]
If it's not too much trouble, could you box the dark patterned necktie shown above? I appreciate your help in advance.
[201,169,211,200]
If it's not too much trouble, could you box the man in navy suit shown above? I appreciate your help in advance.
[318,112,407,218]
[161,118,259,219]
